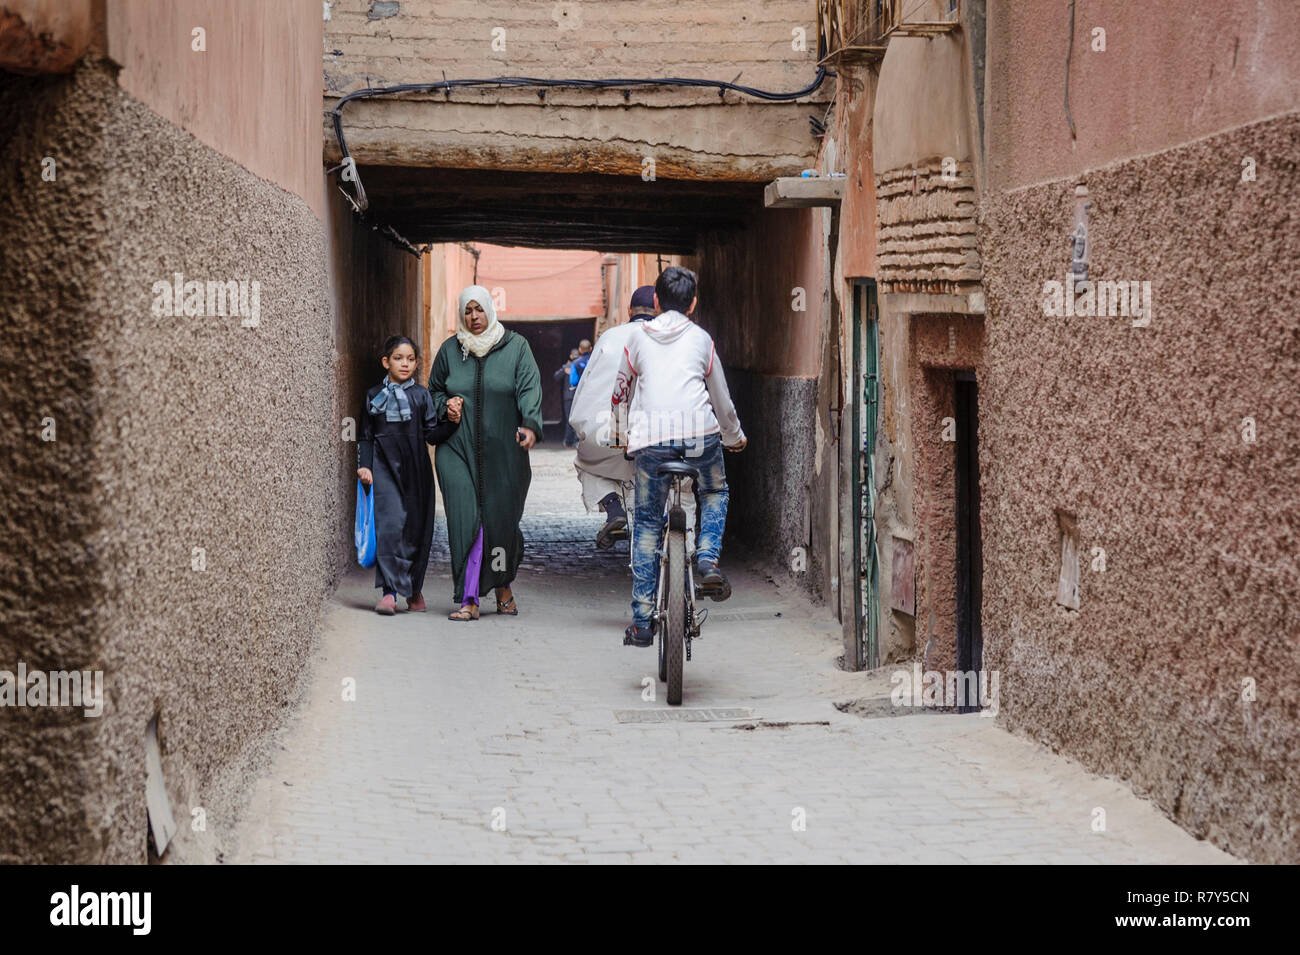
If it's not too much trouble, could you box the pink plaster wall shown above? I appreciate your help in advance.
[105,0,325,217]
[985,0,1300,192]
[474,247,606,319]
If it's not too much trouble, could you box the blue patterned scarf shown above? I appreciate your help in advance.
[369,377,415,422]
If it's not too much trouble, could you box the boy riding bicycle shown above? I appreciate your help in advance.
[609,266,747,648]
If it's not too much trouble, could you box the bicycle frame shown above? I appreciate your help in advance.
[623,478,696,573]
[650,475,704,652]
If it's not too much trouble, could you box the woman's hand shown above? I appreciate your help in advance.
[516,427,537,450]
[357,467,374,486]
[446,396,463,422]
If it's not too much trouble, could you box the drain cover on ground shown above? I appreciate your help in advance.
[709,609,784,622]
[614,707,754,723]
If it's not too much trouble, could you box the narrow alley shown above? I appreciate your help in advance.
[229,449,1230,865]
[2,0,1295,895]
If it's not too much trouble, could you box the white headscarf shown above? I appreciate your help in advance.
[456,285,506,360]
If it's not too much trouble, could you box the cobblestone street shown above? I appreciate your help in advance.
[228,449,1234,864]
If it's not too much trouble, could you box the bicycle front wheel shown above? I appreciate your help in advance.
[666,527,686,705]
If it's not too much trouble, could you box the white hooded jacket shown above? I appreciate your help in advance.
[610,310,745,454]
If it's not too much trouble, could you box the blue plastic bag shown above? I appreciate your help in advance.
[355,479,376,567]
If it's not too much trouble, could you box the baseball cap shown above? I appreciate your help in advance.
[629,285,656,311]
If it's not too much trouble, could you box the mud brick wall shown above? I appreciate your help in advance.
[978,112,1300,863]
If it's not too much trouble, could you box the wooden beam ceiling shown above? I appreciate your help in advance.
[355,166,765,253]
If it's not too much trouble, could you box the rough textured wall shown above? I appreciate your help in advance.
[979,113,1300,863]
[985,0,1300,191]
[722,371,821,593]
[0,58,419,863]
[322,0,828,180]
[0,63,106,863]
[0,60,332,863]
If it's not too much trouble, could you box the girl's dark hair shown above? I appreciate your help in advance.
[381,335,419,361]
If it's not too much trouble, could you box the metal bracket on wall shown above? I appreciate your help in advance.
[763,176,845,208]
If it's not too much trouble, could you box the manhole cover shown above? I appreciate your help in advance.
[614,707,754,723]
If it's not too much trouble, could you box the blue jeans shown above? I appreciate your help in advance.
[632,435,729,628]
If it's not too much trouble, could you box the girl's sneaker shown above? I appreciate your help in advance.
[375,594,397,615]
[407,593,426,612]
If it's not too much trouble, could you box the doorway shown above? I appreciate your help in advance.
[954,371,983,709]
[505,318,596,444]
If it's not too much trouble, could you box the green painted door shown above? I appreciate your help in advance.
[851,280,880,670]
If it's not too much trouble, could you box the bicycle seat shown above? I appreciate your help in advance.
[657,461,700,480]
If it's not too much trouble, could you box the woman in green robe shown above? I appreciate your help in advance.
[428,285,544,621]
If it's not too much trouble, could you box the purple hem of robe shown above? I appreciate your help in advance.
[464,526,484,605]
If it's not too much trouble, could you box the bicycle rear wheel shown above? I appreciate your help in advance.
[666,527,686,705]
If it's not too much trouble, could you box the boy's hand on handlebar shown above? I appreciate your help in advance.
[357,467,374,486]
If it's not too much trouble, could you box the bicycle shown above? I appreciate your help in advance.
[651,460,707,705]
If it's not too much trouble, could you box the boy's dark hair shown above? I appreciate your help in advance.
[655,266,698,314]
[381,335,419,361]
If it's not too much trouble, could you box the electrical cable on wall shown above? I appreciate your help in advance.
[1064,0,1078,140]
[327,68,831,256]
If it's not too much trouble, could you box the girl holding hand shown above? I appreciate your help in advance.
[358,335,462,615]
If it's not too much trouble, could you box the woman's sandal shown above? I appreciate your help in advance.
[496,595,519,616]
[448,603,479,622]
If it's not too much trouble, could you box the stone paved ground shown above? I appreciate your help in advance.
[229,448,1236,864]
